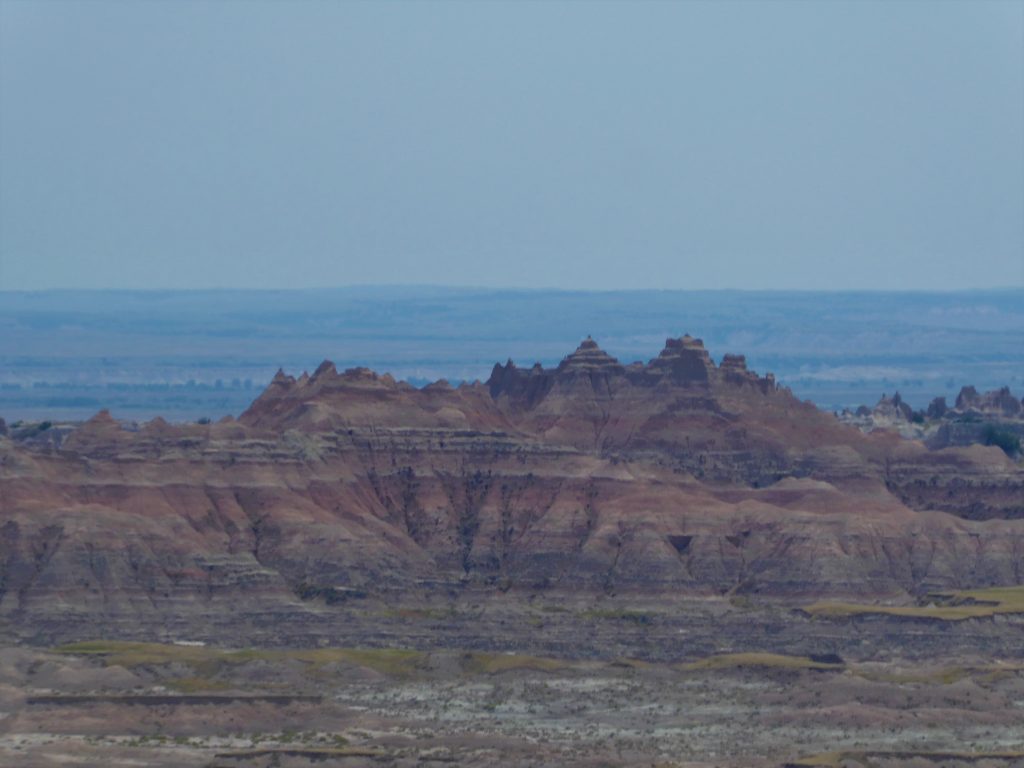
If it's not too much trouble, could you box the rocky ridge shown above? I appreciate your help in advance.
[840,385,1024,456]
[2,336,1023,644]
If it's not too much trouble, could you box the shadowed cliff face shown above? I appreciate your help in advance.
[2,337,1023,641]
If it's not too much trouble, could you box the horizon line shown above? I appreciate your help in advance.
[2,284,1023,295]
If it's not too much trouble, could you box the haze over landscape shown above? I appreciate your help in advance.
[1,2,1024,767]
[1,0,1022,292]
[1,288,1022,423]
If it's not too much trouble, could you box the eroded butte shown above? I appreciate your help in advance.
[4,336,1024,767]
[1,336,1021,646]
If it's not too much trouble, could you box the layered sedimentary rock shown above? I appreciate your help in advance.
[841,385,1024,459]
[955,385,1023,417]
[2,337,1023,641]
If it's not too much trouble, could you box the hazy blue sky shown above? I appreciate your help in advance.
[1,0,1022,291]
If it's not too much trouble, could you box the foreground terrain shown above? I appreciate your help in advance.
[2,615,1024,768]
[2,336,1023,765]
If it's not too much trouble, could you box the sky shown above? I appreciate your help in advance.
[0,0,1022,292]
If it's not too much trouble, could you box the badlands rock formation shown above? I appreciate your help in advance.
[841,384,1024,457]
[1,336,1023,642]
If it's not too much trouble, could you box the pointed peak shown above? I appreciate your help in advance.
[270,368,296,388]
[342,366,377,381]
[558,337,623,373]
[955,385,980,409]
[88,409,117,425]
[660,335,705,355]
[655,334,712,360]
[648,334,715,382]
[720,353,747,370]
[75,409,123,437]
[423,378,453,392]
[312,360,337,380]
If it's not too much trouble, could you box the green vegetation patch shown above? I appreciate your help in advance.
[55,641,633,681]
[679,652,843,672]
[166,675,232,693]
[379,606,453,620]
[579,608,655,624]
[52,641,428,678]
[853,667,968,686]
[313,648,426,676]
[982,425,1022,457]
[804,585,1024,622]
[459,652,570,675]
[850,661,1024,686]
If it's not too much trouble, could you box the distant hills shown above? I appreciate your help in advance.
[1,287,1022,421]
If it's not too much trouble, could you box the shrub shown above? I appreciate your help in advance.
[982,425,1021,457]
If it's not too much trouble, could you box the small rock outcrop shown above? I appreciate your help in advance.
[556,337,625,374]
[842,385,1023,456]
[956,385,1022,417]
[874,392,914,422]
[647,335,715,384]
[926,397,948,420]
